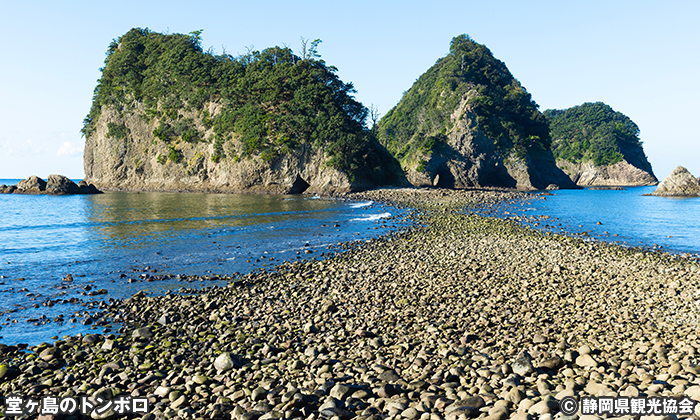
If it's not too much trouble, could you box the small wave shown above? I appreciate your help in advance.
[351,212,391,222]
[348,201,373,209]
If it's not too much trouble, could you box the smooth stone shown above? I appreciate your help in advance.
[240,411,264,420]
[214,352,239,372]
[329,383,352,400]
[320,407,355,420]
[132,327,153,339]
[402,407,420,419]
[512,351,535,376]
[575,354,599,368]
[170,394,187,409]
[101,339,115,352]
[155,386,170,398]
[539,356,564,371]
[251,386,268,401]
[584,382,612,396]
[378,370,401,382]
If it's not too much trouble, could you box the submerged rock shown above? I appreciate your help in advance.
[651,166,700,197]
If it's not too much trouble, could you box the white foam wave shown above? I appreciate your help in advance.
[348,201,373,208]
[351,212,391,222]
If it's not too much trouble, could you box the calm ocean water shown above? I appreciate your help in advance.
[0,181,409,345]
[511,186,700,256]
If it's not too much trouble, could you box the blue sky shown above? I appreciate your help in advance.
[1,0,698,180]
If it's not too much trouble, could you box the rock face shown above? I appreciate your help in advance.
[84,105,398,194]
[390,96,577,191]
[46,174,81,194]
[378,35,577,191]
[651,166,700,197]
[557,159,658,186]
[1,175,100,195]
[16,175,46,193]
[81,29,405,194]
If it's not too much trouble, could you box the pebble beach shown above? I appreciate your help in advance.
[2,188,700,420]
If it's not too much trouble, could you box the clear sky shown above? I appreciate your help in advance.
[1,0,698,180]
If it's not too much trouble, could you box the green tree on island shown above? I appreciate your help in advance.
[544,102,652,170]
[82,28,402,185]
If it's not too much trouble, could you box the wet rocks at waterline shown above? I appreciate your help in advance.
[0,175,100,195]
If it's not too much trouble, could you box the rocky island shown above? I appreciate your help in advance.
[377,35,576,191]
[81,29,404,194]
[545,102,657,187]
[651,166,700,197]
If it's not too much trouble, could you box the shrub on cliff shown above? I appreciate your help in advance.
[378,34,551,164]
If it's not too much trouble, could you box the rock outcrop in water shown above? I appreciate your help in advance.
[556,159,658,187]
[545,102,657,186]
[651,166,700,197]
[81,28,405,194]
[0,175,101,195]
[377,35,577,191]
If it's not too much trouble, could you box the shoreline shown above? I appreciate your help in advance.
[2,188,700,420]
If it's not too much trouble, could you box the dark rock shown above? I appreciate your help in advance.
[375,383,401,398]
[17,175,47,193]
[251,386,268,401]
[78,180,101,194]
[81,334,102,345]
[132,327,153,339]
[320,407,356,420]
[241,411,264,420]
[539,356,564,371]
[378,369,401,382]
[355,329,376,338]
[46,174,81,194]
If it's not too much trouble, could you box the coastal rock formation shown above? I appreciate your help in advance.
[1,175,100,195]
[557,159,658,186]
[16,175,46,193]
[378,35,576,190]
[651,166,700,197]
[546,102,657,186]
[84,107,377,194]
[81,28,404,194]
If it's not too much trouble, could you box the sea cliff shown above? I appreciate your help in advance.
[82,28,404,194]
[378,35,576,191]
[546,102,657,186]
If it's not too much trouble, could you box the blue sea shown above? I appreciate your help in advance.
[509,186,700,256]
[0,180,409,345]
